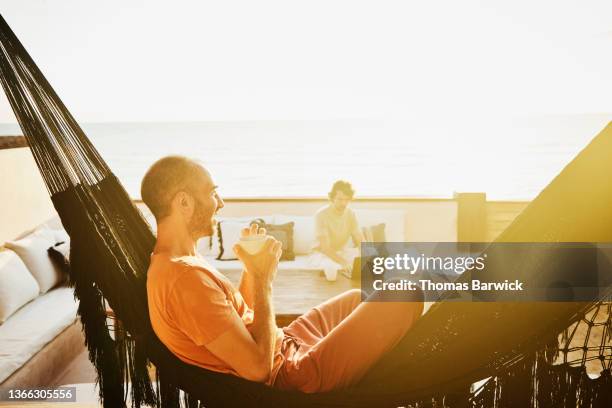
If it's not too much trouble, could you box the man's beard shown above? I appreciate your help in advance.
[188,200,213,238]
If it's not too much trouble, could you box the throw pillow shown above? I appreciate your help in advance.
[274,215,316,255]
[53,228,70,246]
[362,223,386,242]
[47,241,70,281]
[250,219,295,261]
[0,249,40,323]
[5,229,64,293]
[354,209,404,242]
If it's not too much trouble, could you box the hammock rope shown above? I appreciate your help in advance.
[0,14,610,407]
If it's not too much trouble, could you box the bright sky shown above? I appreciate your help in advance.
[1,0,611,123]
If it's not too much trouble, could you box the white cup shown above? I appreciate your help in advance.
[238,235,267,255]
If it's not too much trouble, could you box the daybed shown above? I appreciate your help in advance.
[0,225,84,394]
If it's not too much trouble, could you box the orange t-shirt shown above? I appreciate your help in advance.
[146,253,284,383]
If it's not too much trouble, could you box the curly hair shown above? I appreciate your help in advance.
[328,180,355,200]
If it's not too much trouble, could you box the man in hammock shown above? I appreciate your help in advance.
[143,156,423,393]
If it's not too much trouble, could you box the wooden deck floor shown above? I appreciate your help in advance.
[225,269,361,326]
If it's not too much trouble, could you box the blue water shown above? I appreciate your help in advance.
[1,117,609,199]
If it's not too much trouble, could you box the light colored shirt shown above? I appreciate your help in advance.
[146,253,283,383]
[314,205,360,251]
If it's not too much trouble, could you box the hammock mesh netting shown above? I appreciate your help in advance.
[0,14,610,408]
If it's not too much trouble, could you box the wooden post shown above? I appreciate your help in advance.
[455,192,487,250]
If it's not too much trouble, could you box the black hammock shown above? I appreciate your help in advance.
[0,14,611,408]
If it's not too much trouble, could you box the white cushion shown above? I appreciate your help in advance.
[354,209,405,242]
[41,216,64,230]
[275,215,316,255]
[53,228,70,245]
[0,287,78,383]
[5,229,64,293]
[196,234,219,258]
[217,219,250,260]
[50,241,70,260]
[196,226,222,258]
[0,249,40,324]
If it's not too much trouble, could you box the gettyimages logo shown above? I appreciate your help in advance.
[371,253,487,275]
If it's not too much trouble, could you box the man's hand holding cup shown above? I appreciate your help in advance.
[233,223,282,282]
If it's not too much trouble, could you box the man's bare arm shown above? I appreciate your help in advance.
[247,269,276,378]
[238,269,255,309]
[238,225,268,309]
[206,229,280,382]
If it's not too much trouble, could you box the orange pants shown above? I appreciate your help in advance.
[273,289,423,393]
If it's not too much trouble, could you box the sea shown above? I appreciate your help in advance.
[1,116,610,200]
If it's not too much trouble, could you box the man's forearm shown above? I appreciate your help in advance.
[238,270,255,309]
[249,279,277,379]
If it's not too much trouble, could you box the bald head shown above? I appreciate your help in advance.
[141,156,210,221]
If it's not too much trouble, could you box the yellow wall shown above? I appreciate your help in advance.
[0,148,56,243]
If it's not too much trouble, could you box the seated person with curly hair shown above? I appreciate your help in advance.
[309,180,363,281]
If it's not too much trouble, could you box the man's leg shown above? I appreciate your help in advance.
[283,289,363,345]
[275,289,364,391]
[282,290,423,393]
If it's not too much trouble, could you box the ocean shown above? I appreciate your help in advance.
[0,117,609,200]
